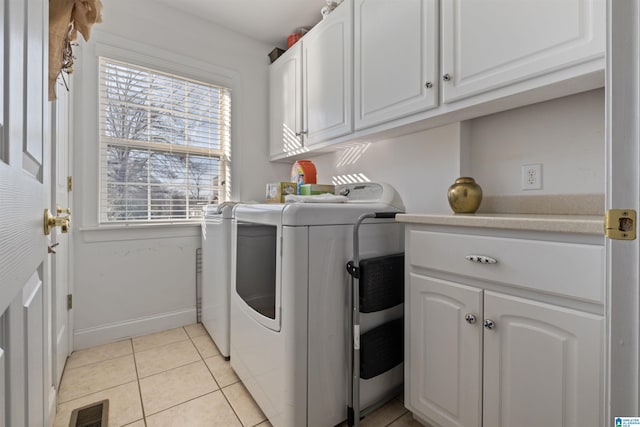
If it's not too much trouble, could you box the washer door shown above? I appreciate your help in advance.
[234,222,281,331]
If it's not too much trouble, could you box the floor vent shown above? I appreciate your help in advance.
[68,399,109,427]
[196,247,203,323]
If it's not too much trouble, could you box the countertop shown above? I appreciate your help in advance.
[396,213,604,235]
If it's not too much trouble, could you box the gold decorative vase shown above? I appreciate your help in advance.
[447,177,482,213]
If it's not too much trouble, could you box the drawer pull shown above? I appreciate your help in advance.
[465,255,497,264]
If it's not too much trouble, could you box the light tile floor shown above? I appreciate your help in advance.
[54,324,423,427]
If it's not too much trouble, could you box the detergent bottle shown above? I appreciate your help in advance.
[290,160,317,185]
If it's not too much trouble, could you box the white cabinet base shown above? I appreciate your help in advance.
[405,224,605,427]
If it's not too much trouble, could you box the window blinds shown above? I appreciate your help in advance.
[98,57,231,223]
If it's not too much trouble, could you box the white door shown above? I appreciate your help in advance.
[354,0,438,130]
[0,0,52,425]
[51,76,72,387]
[482,291,604,427]
[440,0,605,103]
[606,0,640,419]
[302,0,353,146]
[407,274,483,427]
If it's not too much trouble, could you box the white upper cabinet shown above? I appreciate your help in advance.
[354,0,438,130]
[268,0,605,159]
[302,1,353,146]
[269,44,303,158]
[440,0,605,103]
[268,2,352,159]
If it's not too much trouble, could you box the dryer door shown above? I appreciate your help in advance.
[234,222,281,331]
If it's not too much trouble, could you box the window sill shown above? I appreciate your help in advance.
[78,222,203,243]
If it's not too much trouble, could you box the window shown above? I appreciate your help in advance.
[99,57,231,223]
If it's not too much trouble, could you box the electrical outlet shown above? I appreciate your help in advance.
[521,163,542,190]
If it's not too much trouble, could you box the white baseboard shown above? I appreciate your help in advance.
[72,308,197,350]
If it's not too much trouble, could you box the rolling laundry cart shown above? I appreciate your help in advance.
[346,212,405,427]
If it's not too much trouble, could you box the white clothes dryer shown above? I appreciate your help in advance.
[201,202,236,358]
[231,183,405,427]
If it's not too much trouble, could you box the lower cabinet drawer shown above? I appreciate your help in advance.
[408,229,604,303]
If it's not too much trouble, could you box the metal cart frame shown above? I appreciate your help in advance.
[346,212,404,427]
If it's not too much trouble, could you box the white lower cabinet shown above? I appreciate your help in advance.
[408,275,483,427]
[482,291,603,427]
[405,226,604,427]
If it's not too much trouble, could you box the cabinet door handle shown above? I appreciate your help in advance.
[442,73,452,82]
[464,313,477,324]
[465,255,497,264]
[484,319,496,330]
[295,130,308,137]
[425,81,433,89]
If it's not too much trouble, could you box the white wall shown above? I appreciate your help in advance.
[311,123,464,213]
[468,88,605,196]
[308,89,605,213]
[71,0,288,349]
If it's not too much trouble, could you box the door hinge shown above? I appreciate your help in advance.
[67,294,73,310]
[605,209,636,240]
[67,176,73,192]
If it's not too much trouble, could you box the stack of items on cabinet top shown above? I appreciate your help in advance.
[265,160,336,203]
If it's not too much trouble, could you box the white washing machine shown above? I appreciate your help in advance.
[231,183,405,427]
[201,202,235,358]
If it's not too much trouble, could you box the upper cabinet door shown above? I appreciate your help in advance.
[269,44,303,158]
[302,1,353,146]
[354,0,438,130]
[441,0,605,103]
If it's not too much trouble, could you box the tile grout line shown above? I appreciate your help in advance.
[133,337,192,355]
[186,325,225,391]
[62,350,134,373]
[130,338,149,427]
[186,327,248,425]
[56,352,139,405]
[133,330,202,379]
[218,384,250,427]
[142,391,222,421]
[383,408,410,427]
[140,327,226,421]
[56,379,140,406]
[187,326,258,427]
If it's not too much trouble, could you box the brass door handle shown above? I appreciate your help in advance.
[57,205,71,215]
[44,208,71,235]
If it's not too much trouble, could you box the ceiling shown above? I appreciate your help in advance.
[153,0,328,48]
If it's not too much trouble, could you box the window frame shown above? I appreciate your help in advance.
[96,55,233,225]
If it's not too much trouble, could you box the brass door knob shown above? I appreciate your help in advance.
[44,208,71,235]
[57,205,71,215]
